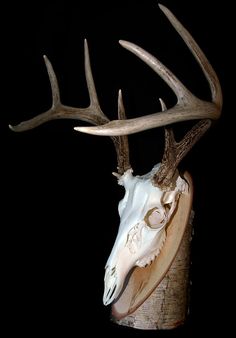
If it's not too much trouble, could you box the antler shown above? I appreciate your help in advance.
[9,40,130,175]
[10,4,222,188]
[75,4,222,188]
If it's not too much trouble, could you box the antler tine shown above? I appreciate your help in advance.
[119,40,192,105]
[9,39,109,133]
[76,4,222,137]
[158,4,222,109]
[112,90,131,176]
[9,56,62,132]
[44,55,60,108]
[83,39,108,122]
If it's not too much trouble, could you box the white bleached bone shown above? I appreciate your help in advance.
[103,165,187,305]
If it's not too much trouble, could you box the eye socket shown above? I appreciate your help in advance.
[164,203,172,213]
[144,207,165,229]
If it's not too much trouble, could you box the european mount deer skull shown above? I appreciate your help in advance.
[10,4,222,313]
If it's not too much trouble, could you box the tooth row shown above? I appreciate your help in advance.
[136,231,167,267]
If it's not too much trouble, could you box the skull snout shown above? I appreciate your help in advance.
[103,246,135,305]
[103,266,118,305]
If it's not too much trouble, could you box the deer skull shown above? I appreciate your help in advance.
[9,4,222,314]
[103,165,187,305]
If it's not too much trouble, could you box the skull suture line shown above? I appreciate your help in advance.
[103,165,187,305]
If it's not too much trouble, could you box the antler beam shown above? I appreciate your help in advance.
[75,4,222,137]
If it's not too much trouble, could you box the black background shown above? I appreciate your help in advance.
[1,0,233,336]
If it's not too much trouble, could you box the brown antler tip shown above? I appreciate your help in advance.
[159,98,167,111]
[43,55,50,67]
[74,125,106,135]
[8,122,28,132]
[119,40,128,48]
[158,3,165,10]
[118,89,125,119]
[158,4,172,16]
